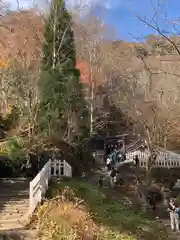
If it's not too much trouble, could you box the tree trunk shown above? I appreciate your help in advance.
[146,148,158,185]
[28,122,31,144]
[89,65,94,136]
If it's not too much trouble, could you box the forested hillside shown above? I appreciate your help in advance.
[0,8,180,149]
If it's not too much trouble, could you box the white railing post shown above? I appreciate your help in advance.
[48,159,51,180]
[28,160,52,216]
[63,160,72,177]
[51,159,72,178]
[29,181,33,214]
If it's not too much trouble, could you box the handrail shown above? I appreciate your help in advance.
[28,159,72,216]
[126,140,142,152]
[29,160,51,215]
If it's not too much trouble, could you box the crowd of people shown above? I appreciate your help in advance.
[80,141,180,234]
[105,154,180,234]
[104,148,140,188]
[105,148,127,169]
[104,147,125,188]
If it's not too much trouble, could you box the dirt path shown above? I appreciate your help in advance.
[160,219,180,240]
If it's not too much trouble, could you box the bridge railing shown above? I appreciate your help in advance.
[28,159,72,216]
[125,140,142,152]
[29,160,51,215]
[126,150,180,168]
[51,159,72,177]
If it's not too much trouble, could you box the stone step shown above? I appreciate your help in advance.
[0,192,29,198]
[0,181,30,188]
[0,182,29,189]
[0,177,31,182]
[0,200,29,209]
[0,183,29,188]
[0,209,30,229]
[0,222,25,231]
[0,199,29,213]
[0,206,28,213]
[0,198,29,205]
[0,178,30,189]
[0,187,29,192]
[0,201,29,211]
[0,178,31,231]
[0,208,28,214]
[0,205,28,215]
[1,204,28,211]
[0,198,29,229]
[0,189,29,194]
[0,213,26,221]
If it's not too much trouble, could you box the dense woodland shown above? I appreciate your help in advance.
[0,0,180,178]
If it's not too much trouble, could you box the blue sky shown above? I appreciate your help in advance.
[94,0,180,41]
[8,0,180,42]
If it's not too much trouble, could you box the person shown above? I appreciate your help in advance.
[81,172,86,180]
[175,204,179,223]
[134,155,139,167]
[146,183,163,219]
[112,148,117,164]
[148,192,156,212]
[98,176,103,188]
[106,156,111,171]
[168,198,179,232]
[122,152,126,161]
[116,151,122,163]
[26,152,39,178]
[39,151,49,171]
[110,167,118,188]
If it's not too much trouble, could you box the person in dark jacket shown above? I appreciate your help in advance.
[115,151,122,163]
[26,153,39,178]
[110,167,118,187]
[147,183,163,218]
[148,193,156,212]
[134,155,139,167]
[98,176,103,187]
[39,151,49,171]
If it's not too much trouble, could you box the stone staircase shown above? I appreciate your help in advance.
[0,178,30,231]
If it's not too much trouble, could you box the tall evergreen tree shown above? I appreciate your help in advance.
[42,0,76,71]
[39,0,89,141]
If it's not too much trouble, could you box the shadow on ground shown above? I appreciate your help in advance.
[0,228,38,240]
[0,231,25,240]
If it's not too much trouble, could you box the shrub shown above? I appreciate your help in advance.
[37,186,136,240]
[6,136,27,172]
[41,181,167,240]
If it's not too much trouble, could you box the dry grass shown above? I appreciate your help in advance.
[37,186,135,240]
[36,180,167,240]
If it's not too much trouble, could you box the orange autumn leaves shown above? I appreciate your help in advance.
[0,59,12,115]
[76,60,90,85]
[0,59,9,68]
